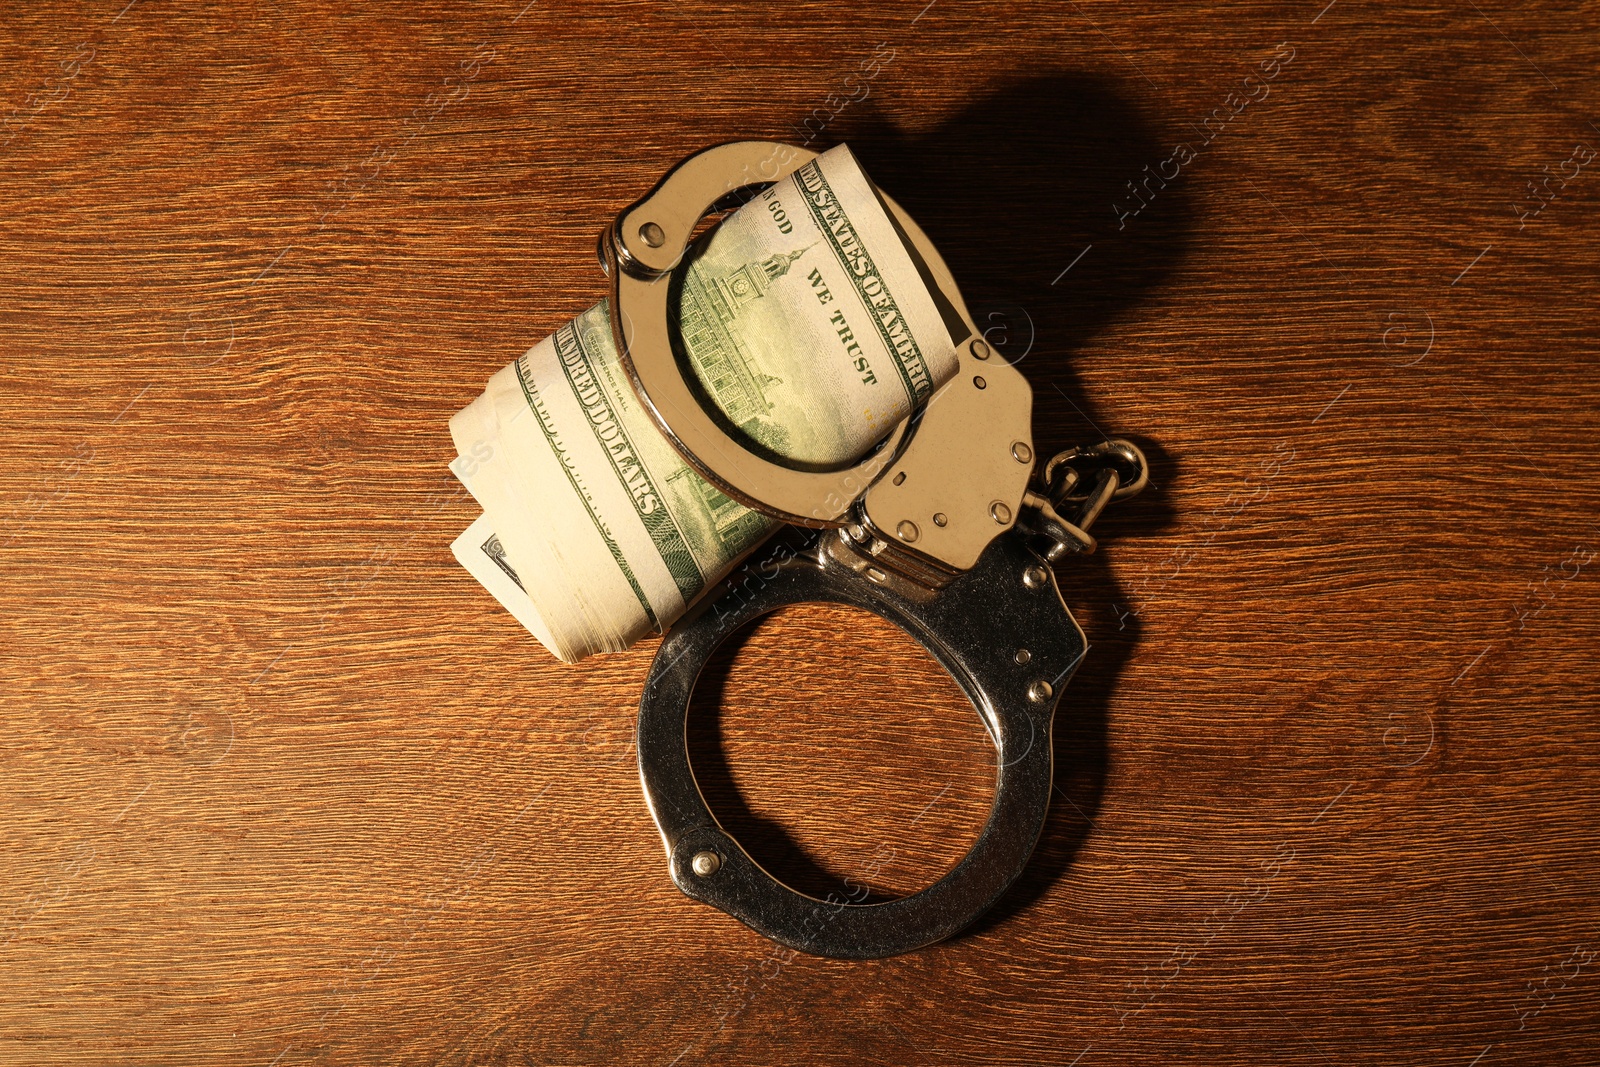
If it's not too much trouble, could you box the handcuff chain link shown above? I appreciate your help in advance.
[1019,438,1148,561]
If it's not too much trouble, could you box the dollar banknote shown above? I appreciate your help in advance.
[449,512,557,653]
[449,144,959,662]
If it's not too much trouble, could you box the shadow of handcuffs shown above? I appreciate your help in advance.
[601,142,1147,960]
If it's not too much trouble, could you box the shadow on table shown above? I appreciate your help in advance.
[687,71,1190,934]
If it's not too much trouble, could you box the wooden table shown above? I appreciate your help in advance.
[5,1,1598,1063]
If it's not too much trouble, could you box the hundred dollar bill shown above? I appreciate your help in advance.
[449,511,559,655]
[449,144,959,662]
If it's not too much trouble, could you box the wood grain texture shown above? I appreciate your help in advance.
[3,1,1599,1064]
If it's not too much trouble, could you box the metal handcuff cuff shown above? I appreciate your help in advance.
[599,141,1147,960]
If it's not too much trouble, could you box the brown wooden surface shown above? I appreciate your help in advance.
[4,1,1599,1064]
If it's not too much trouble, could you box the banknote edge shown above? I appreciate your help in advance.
[512,353,662,632]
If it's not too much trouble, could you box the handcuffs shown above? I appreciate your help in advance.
[598,141,1146,960]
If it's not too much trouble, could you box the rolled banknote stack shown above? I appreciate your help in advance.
[449,144,959,662]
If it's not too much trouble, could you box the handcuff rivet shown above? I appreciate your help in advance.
[897,520,920,543]
[691,850,721,877]
[639,221,666,248]
[970,339,991,360]
[1021,565,1047,589]
[1027,680,1054,704]
[973,375,987,390]
[1012,441,1033,464]
[933,512,948,527]
[990,501,1012,525]
[1014,648,1031,665]
[892,471,907,486]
